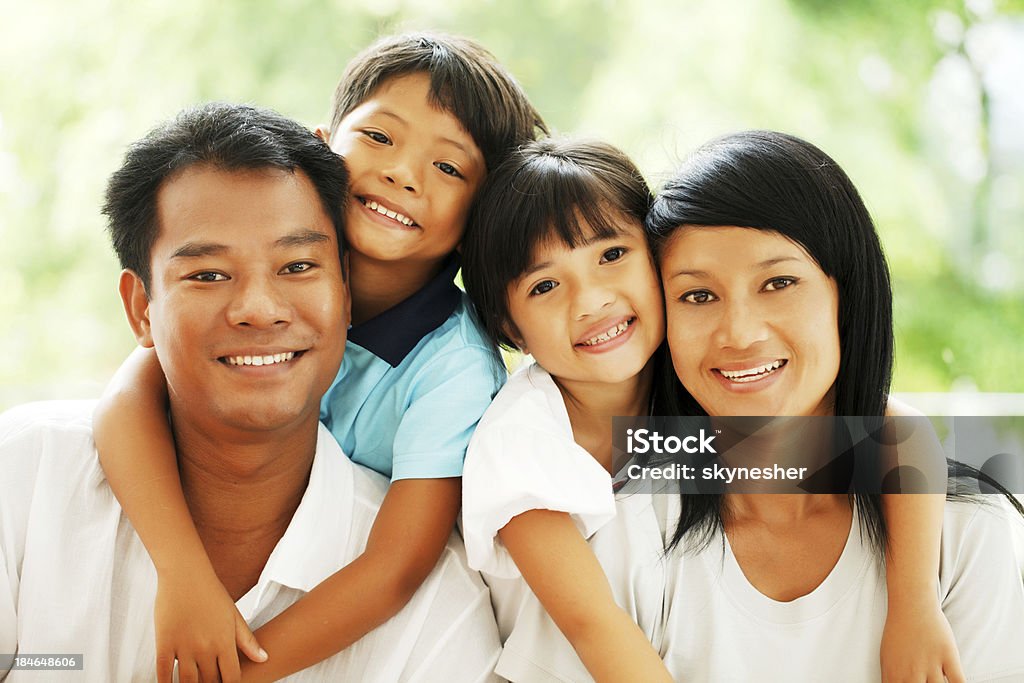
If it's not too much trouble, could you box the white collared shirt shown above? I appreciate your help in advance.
[0,401,502,682]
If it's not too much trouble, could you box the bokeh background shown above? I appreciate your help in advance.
[2,0,1022,411]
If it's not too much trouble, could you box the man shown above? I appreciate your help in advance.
[0,103,501,682]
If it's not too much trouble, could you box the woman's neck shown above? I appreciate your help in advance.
[553,360,654,473]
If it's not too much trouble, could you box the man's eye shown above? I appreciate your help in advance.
[681,290,716,304]
[282,262,315,275]
[189,272,228,282]
[764,277,797,291]
[364,131,390,144]
[530,280,557,296]
[601,247,627,263]
[435,161,463,178]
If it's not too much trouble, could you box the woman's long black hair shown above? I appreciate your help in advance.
[645,130,1021,553]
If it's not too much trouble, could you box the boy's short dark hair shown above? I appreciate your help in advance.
[329,32,547,172]
[461,137,653,350]
[103,102,348,294]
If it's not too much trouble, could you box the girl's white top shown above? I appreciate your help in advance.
[462,361,616,578]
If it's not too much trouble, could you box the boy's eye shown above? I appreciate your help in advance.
[680,289,716,304]
[763,276,797,291]
[529,280,557,296]
[601,247,627,263]
[434,161,463,178]
[363,130,391,145]
[281,262,315,275]
[189,271,228,283]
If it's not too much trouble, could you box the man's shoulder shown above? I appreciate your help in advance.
[0,400,98,460]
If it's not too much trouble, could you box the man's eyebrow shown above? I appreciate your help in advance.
[170,242,228,259]
[274,230,333,248]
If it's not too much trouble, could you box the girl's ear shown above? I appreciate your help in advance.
[502,323,528,355]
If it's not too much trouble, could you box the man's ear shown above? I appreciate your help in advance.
[314,125,331,144]
[118,269,155,348]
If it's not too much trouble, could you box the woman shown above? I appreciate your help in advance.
[645,130,1024,682]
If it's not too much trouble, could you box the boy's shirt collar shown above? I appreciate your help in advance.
[347,255,461,367]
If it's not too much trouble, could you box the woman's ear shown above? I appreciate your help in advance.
[118,269,155,348]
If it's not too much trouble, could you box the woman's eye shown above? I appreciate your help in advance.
[601,247,627,263]
[282,262,315,275]
[435,161,463,178]
[681,290,716,304]
[189,272,228,282]
[530,280,557,296]
[364,131,390,144]
[764,277,797,291]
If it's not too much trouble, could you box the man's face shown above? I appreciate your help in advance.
[121,165,347,436]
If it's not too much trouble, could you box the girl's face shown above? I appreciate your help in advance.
[660,226,840,417]
[506,214,664,387]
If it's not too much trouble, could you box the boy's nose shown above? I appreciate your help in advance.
[382,158,421,194]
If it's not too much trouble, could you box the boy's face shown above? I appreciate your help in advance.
[320,72,486,269]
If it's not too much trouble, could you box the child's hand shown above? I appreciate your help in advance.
[880,600,964,683]
[154,571,267,683]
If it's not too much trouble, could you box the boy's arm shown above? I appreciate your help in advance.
[239,477,461,682]
[94,347,264,683]
[500,509,672,683]
[879,400,964,683]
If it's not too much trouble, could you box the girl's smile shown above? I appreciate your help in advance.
[661,226,840,417]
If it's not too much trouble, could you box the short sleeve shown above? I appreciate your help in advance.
[940,500,1024,681]
[463,423,616,578]
[391,345,503,481]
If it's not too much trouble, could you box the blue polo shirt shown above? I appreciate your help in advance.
[320,256,506,481]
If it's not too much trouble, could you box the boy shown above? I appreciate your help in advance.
[95,32,546,681]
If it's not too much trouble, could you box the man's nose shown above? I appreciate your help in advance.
[226,276,292,328]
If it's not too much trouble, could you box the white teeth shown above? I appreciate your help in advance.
[226,352,296,367]
[580,320,631,347]
[365,200,414,226]
[719,360,784,381]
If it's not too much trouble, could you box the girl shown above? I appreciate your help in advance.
[646,130,1024,681]
[460,137,674,682]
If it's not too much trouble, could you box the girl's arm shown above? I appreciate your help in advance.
[239,477,461,682]
[500,509,673,683]
[94,347,265,683]
[879,400,965,683]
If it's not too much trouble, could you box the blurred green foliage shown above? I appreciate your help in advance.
[1,0,1021,410]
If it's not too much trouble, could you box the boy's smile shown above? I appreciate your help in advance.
[321,72,485,269]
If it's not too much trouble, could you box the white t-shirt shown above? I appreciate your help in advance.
[0,401,502,683]
[462,362,616,581]
[499,487,1024,683]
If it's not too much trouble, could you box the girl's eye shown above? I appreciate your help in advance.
[189,272,228,283]
[434,161,463,178]
[282,262,315,275]
[681,289,717,304]
[364,131,390,144]
[601,247,627,263]
[764,276,797,291]
[529,280,557,296]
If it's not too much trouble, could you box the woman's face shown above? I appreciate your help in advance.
[505,214,664,387]
[660,226,840,417]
